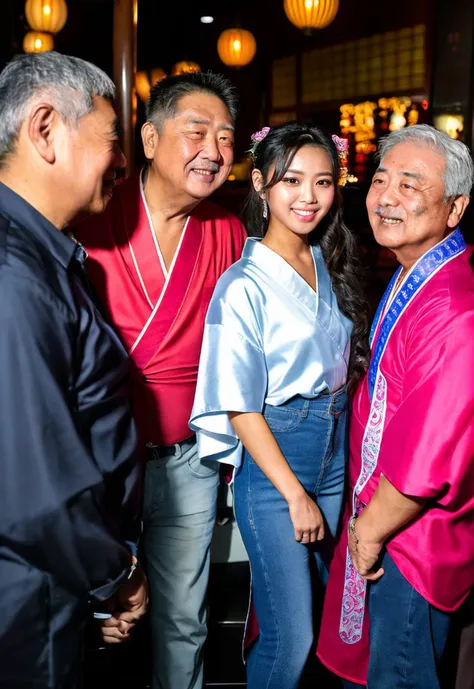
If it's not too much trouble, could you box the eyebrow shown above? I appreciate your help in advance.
[186,118,235,132]
[286,168,332,176]
[376,166,424,181]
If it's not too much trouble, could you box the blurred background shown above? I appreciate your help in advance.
[4,0,474,302]
[2,1,473,686]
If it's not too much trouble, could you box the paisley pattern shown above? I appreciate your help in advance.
[339,373,386,644]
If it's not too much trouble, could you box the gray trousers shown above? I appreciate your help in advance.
[142,439,219,689]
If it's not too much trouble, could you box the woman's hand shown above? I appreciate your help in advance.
[288,491,325,544]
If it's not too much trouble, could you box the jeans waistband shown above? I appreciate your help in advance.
[146,435,196,461]
[265,387,348,415]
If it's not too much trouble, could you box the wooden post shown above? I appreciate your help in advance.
[113,0,136,175]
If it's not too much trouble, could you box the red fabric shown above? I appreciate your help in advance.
[317,249,474,684]
[76,170,247,446]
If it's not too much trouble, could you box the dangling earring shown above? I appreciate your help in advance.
[262,199,268,219]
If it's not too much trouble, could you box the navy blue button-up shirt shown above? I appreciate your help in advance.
[0,182,139,600]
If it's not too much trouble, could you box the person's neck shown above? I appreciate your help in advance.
[143,165,201,227]
[262,222,311,260]
[0,165,71,230]
[393,229,451,272]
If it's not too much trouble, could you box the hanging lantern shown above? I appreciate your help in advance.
[217,28,256,68]
[172,61,201,76]
[135,68,167,104]
[25,0,68,35]
[23,30,54,53]
[284,0,339,34]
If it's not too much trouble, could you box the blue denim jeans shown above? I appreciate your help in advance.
[234,390,348,689]
[142,438,219,689]
[343,550,452,689]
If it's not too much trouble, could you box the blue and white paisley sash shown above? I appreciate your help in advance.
[339,228,466,645]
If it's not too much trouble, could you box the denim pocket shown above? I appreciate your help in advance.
[264,405,301,433]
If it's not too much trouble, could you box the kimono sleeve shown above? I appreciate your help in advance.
[190,275,267,469]
[378,308,474,499]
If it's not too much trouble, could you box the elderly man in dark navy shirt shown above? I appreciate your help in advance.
[0,52,146,688]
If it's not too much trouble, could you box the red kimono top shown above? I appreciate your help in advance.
[75,170,247,447]
[317,235,474,684]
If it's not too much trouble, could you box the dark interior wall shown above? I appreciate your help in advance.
[3,0,436,161]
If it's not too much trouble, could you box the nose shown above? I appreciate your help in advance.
[377,179,399,207]
[299,180,317,204]
[201,135,222,163]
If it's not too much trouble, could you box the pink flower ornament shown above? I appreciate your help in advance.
[251,126,271,143]
[248,126,271,159]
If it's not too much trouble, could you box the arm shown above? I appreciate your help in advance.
[350,305,474,580]
[229,411,325,544]
[348,475,426,580]
[0,279,139,599]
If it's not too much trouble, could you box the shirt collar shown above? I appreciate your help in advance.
[243,237,327,314]
[0,182,78,269]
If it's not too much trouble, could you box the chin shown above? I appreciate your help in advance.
[187,183,219,201]
[87,195,112,215]
[372,231,404,251]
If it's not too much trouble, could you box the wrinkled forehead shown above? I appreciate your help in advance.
[173,92,233,126]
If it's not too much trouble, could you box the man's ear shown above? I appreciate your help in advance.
[447,195,470,228]
[27,102,57,164]
[141,121,158,160]
[252,168,266,197]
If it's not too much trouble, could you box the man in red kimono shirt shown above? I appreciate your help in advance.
[76,72,247,689]
[317,125,474,689]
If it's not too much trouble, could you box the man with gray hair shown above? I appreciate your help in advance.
[318,124,474,688]
[0,52,146,688]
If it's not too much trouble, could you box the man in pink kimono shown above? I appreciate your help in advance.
[317,124,474,689]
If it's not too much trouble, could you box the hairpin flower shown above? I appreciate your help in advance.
[251,126,271,143]
[247,126,271,160]
[331,134,349,155]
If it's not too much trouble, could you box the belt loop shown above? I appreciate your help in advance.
[302,399,309,418]
[174,442,182,458]
[146,443,161,464]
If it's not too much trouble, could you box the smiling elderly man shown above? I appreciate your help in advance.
[0,52,146,688]
[317,124,474,689]
[76,71,247,689]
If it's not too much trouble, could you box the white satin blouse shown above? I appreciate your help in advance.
[189,237,352,468]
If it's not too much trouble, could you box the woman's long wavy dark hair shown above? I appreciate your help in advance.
[244,121,370,391]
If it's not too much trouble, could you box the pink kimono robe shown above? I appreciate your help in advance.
[318,234,474,684]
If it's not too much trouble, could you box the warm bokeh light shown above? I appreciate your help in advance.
[434,114,464,139]
[172,61,201,76]
[25,0,68,34]
[284,0,339,32]
[135,68,167,104]
[23,30,54,53]
[217,29,257,67]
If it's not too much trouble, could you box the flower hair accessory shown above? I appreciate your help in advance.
[331,134,356,186]
[247,126,271,160]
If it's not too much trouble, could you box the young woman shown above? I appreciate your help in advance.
[190,122,369,689]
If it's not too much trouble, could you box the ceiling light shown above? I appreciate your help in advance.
[200,16,214,24]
